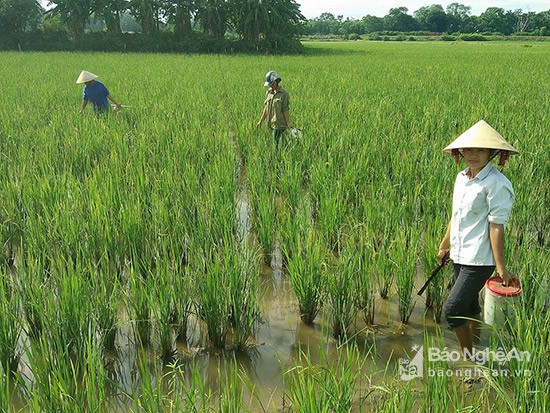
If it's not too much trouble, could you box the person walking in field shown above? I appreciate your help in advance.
[76,70,122,112]
[437,120,518,357]
[256,70,292,150]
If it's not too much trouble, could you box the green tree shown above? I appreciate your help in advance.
[361,15,384,33]
[128,0,162,34]
[229,0,304,42]
[94,0,128,33]
[163,0,195,37]
[478,7,517,35]
[513,10,537,33]
[445,2,471,32]
[120,10,141,31]
[305,12,340,35]
[531,10,550,35]
[414,4,448,32]
[47,0,94,36]
[196,0,228,39]
[341,18,364,35]
[0,0,43,34]
[383,7,419,32]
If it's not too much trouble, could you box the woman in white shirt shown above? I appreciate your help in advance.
[437,120,518,357]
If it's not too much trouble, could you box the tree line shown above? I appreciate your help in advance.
[2,1,549,53]
[307,5,550,37]
[0,0,305,52]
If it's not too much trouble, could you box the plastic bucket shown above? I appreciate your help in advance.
[484,276,522,326]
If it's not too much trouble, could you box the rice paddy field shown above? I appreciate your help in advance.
[0,41,549,412]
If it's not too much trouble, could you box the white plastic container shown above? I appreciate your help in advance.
[484,277,522,327]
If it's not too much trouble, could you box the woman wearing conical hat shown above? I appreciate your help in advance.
[437,120,518,357]
[76,70,122,112]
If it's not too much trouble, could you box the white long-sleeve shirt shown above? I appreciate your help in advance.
[450,163,514,266]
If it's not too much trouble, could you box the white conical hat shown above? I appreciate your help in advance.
[443,120,519,154]
[76,70,98,84]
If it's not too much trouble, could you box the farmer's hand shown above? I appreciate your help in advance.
[437,249,449,265]
[497,267,515,286]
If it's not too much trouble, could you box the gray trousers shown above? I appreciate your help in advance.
[444,263,495,328]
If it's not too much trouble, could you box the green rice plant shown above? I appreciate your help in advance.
[89,262,120,351]
[283,344,365,412]
[190,146,238,253]
[1,169,27,269]
[179,359,213,412]
[48,257,95,363]
[0,209,18,268]
[484,273,550,413]
[83,176,118,268]
[82,334,107,413]
[0,365,10,413]
[121,351,213,412]
[394,230,421,324]
[0,271,20,374]
[512,243,549,311]
[171,265,194,343]
[150,256,177,363]
[510,170,549,250]
[26,334,79,412]
[277,153,304,216]
[278,194,312,268]
[127,266,152,346]
[363,204,396,300]
[248,167,277,265]
[217,356,247,413]
[427,265,452,325]
[284,227,326,325]
[141,354,259,413]
[422,220,450,323]
[245,134,279,256]
[16,254,50,339]
[226,243,260,350]
[373,244,395,300]
[379,382,415,412]
[349,228,376,326]
[119,196,153,278]
[329,238,358,339]
[130,351,175,412]
[194,245,232,349]
[308,155,349,254]
[420,326,469,412]
[26,327,106,413]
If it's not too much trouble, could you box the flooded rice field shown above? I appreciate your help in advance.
[2,44,549,411]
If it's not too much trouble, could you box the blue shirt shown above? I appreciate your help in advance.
[450,163,514,266]
[83,81,110,111]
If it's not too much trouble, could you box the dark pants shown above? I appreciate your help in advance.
[444,263,495,328]
[274,128,285,150]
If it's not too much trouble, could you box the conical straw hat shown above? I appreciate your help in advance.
[443,120,519,154]
[76,70,98,84]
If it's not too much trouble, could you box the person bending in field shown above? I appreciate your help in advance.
[76,70,122,113]
[438,120,518,358]
[256,70,292,151]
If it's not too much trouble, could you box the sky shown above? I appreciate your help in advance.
[296,1,550,19]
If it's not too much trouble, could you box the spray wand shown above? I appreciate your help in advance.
[417,251,450,296]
